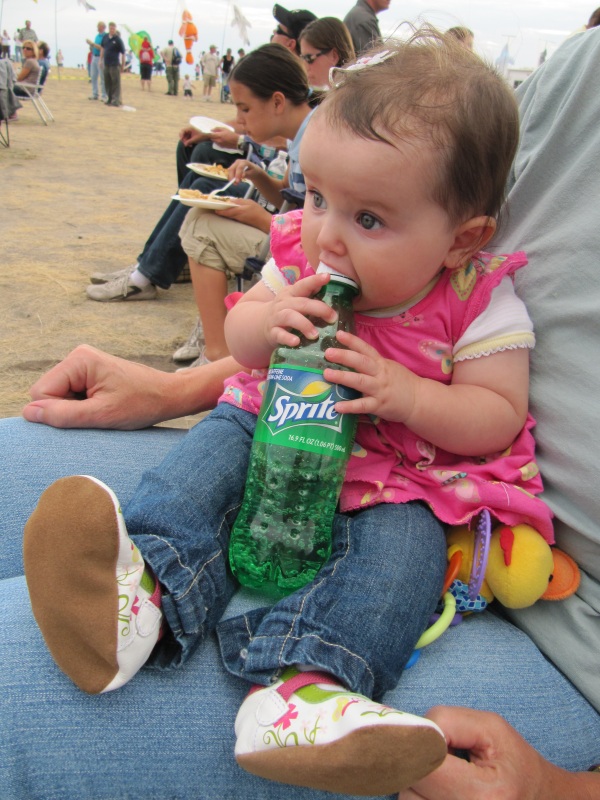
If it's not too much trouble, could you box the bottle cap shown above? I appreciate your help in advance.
[316,262,359,292]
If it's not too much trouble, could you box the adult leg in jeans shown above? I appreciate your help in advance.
[176,138,240,186]
[2,416,599,800]
[90,54,100,99]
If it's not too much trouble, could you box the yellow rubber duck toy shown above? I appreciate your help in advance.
[446,523,580,611]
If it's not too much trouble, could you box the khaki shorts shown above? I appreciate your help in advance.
[203,75,217,89]
[179,209,268,278]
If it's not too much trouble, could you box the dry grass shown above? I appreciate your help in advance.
[1,68,235,422]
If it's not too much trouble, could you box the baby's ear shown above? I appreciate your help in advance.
[444,216,496,270]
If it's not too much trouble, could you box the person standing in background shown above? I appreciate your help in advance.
[1,31,11,60]
[13,29,22,61]
[56,49,64,68]
[86,21,107,101]
[220,47,235,84]
[586,7,600,27]
[18,20,38,46]
[446,25,475,50]
[201,44,219,101]
[161,39,180,96]
[100,22,125,107]
[139,37,154,91]
[343,0,389,53]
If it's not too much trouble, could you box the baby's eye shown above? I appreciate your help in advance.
[309,190,326,209]
[357,212,382,230]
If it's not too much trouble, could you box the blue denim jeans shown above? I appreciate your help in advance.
[1,418,599,799]
[90,54,106,100]
[125,403,447,698]
[176,138,240,186]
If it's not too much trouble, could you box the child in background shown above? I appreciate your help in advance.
[23,28,553,797]
[182,73,193,98]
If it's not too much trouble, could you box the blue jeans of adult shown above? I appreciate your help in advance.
[136,157,250,289]
[175,137,240,186]
[124,402,447,696]
[90,54,106,100]
[2,417,599,800]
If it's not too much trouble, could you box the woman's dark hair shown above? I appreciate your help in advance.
[229,43,312,106]
[299,17,356,67]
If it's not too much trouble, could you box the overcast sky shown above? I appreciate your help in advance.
[0,0,592,71]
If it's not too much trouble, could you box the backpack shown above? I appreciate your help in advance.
[172,47,182,66]
[140,48,152,64]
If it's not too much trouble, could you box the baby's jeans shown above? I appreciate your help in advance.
[125,403,447,699]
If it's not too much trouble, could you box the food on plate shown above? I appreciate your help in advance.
[178,189,234,203]
[196,163,229,178]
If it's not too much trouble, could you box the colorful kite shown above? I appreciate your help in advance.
[179,9,197,65]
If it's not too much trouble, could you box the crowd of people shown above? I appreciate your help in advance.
[3,3,600,798]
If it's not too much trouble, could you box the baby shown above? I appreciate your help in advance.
[24,29,552,797]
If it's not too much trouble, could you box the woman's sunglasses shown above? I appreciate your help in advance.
[300,49,332,64]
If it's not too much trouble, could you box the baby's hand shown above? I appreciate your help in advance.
[263,272,337,350]
[324,330,419,422]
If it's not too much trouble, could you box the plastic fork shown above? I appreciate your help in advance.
[208,177,236,197]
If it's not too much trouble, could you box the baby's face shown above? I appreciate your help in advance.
[299,113,459,312]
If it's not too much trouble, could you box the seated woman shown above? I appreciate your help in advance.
[13,39,40,96]
[299,16,355,88]
[176,42,319,367]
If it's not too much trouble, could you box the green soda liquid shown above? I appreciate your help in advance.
[229,271,360,596]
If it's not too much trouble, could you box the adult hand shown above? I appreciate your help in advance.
[179,125,205,147]
[22,345,183,430]
[215,198,273,233]
[398,707,597,800]
[22,345,239,430]
[209,127,240,149]
[227,158,264,185]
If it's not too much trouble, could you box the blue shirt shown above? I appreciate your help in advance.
[287,108,315,196]
[92,32,104,58]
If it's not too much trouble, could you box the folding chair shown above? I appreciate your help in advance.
[0,59,21,146]
[14,68,54,125]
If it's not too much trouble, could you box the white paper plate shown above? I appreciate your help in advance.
[186,163,229,180]
[189,116,234,134]
[172,194,238,210]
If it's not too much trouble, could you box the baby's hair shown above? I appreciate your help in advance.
[324,26,519,226]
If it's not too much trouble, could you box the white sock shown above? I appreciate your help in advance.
[129,268,151,288]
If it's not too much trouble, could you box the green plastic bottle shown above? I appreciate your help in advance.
[229,266,360,596]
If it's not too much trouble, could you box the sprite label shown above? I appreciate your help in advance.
[255,364,358,458]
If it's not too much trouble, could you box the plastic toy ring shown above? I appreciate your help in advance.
[442,550,462,595]
[414,591,456,649]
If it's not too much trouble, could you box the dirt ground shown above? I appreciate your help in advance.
[1,67,235,424]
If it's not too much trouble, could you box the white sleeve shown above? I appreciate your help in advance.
[453,276,535,361]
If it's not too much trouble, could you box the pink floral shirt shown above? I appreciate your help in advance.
[220,210,554,542]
